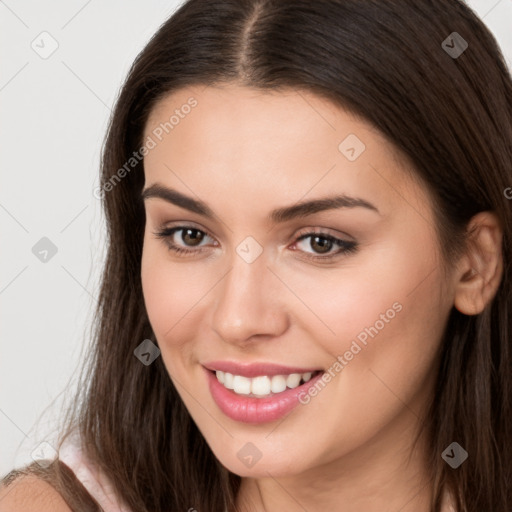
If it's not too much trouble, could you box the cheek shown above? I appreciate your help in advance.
[141,250,174,332]
[140,241,220,366]
[276,248,425,352]
[274,242,447,457]
[285,231,446,391]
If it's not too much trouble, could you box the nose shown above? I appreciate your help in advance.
[211,249,289,345]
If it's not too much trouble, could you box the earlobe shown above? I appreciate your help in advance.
[453,211,503,316]
[454,267,486,315]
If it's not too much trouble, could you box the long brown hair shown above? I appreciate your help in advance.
[3,1,512,510]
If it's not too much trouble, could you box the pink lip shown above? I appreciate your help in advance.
[202,361,322,378]
[204,367,324,424]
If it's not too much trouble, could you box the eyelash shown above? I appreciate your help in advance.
[153,225,358,262]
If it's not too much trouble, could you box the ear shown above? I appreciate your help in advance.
[453,211,503,316]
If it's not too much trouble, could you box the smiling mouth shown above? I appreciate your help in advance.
[209,369,323,398]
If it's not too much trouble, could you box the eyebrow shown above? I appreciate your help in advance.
[141,183,380,223]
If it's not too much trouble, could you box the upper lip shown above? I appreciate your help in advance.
[202,361,323,378]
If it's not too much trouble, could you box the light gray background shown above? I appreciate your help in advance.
[1,0,511,477]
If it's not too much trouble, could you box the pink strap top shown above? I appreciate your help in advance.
[57,435,133,512]
[57,434,457,512]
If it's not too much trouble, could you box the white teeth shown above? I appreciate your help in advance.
[251,376,271,396]
[223,372,234,389]
[215,370,318,397]
[271,375,287,393]
[302,372,312,382]
[233,375,251,395]
[286,373,301,389]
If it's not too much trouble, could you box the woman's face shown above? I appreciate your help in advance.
[140,84,455,479]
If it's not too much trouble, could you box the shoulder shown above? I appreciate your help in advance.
[0,473,72,512]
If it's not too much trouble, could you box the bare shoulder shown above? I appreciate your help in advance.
[0,473,72,512]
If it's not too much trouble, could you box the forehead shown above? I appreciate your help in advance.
[142,84,429,221]
[145,84,380,155]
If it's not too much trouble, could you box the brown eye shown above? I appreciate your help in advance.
[293,231,358,260]
[154,225,357,261]
[309,235,333,254]
[181,228,205,246]
[153,226,214,256]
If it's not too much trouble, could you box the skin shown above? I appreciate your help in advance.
[140,84,503,511]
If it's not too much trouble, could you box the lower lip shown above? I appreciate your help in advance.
[205,367,324,424]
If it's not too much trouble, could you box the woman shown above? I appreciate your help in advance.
[1,0,511,511]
